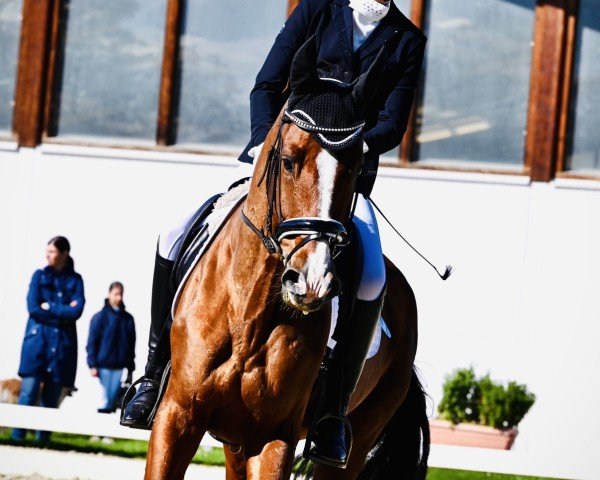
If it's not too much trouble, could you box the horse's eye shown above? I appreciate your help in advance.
[282,156,294,173]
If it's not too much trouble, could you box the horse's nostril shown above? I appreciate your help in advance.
[282,269,300,287]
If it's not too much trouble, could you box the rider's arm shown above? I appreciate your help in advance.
[363,36,426,159]
[242,0,315,162]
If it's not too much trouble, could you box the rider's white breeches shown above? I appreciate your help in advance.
[158,172,385,301]
[353,194,386,301]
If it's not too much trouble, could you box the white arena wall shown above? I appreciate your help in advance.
[0,142,599,479]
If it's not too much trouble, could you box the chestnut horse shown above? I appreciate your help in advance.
[145,39,429,480]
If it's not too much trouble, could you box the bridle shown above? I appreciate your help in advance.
[240,107,363,266]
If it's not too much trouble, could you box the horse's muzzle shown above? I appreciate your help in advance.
[281,267,341,313]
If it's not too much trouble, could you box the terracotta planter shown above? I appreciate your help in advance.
[429,419,518,450]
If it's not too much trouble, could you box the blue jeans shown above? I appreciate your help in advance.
[98,368,124,412]
[12,376,62,443]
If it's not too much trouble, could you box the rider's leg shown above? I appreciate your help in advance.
[120,210,196,427]
[309,194,386,468]
[121,164,256,427]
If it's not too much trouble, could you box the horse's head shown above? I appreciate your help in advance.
[244,35,386,314]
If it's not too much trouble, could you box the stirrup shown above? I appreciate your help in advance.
[303,413,353,469]
[119,361,171,430]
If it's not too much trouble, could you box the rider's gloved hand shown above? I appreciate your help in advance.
[248,142,265,160]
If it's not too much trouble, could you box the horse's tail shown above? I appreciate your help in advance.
[358,368,430,480]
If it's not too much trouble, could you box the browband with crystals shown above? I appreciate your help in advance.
[284,109,365,149]
[284,110,365,133]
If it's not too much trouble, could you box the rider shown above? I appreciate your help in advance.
[122,0,425,468]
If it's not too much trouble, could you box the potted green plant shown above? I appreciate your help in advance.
[430,367,536,450]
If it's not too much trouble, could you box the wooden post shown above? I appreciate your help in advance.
[288,0,300,17]
[43,0,66,138]
[525,0,570,182]
[156,0,183,146]
[555,0,578,174]
[400,0,426,165]
[13,0,56,147]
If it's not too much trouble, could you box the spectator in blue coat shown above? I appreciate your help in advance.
[13,236,85,443]
[86,282,136,413]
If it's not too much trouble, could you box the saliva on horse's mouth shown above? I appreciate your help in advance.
[280,267,342,314]
[281,288,327,315]
[282,280,342,315]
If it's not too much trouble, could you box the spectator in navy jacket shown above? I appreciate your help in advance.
[13,236,85,443]
[86,282,136,413]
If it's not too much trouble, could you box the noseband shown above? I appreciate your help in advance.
[241,107,361,266]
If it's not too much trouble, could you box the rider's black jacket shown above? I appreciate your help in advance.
[239,0,426,195]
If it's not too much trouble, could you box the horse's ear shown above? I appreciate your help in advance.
[290,34,321,94]
[352,45,388,107]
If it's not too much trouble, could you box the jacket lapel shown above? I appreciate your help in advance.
[332,0,353,61]
[343,2,354,50]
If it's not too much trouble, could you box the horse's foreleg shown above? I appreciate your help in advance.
[245,439,297,480]
[144,393,206,480]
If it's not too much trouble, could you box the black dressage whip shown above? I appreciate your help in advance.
[368,197,453,281]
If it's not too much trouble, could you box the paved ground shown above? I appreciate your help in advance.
[0,445,225,480]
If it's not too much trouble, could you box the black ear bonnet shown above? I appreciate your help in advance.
[285,33,387,151]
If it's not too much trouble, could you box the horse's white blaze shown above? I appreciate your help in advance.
[305,241,331,296]
[316,149,338,218]
[302,149,338,298]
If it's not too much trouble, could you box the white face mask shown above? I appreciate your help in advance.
[348,0,390,23]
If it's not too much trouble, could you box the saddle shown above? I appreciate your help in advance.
[170,180,251,314]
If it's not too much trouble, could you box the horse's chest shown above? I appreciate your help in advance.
[235,327,325,418]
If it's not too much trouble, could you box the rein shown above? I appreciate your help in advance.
[241,112,359,265]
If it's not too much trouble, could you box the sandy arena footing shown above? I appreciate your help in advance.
[0,445,225,480]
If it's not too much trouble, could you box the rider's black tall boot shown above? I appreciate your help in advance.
[120,251,174,429]
[307,286,386,468]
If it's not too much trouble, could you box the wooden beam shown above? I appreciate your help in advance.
[288,0,300,17]
[409,0,426,29]
[400,0,425,165]
[156,0,182,146]
[524,0,569,182]
[13,0,55,147]
[555,0,577,174]
[43,0,66,138]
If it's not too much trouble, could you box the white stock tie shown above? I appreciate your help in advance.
[348,0,390,23]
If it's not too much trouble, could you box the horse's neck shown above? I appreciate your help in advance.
[221,207,330,382]
[221,139,327,353]
[225,208,282,333]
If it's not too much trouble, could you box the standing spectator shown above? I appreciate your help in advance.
[86,282,136,413]
[12,236,85,443]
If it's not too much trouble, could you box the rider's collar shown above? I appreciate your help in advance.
[348,0,390,23]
